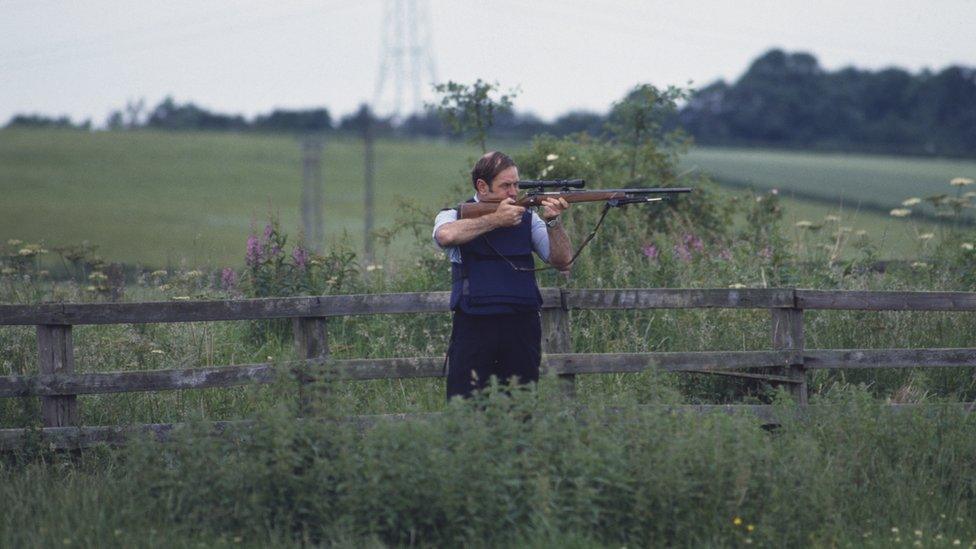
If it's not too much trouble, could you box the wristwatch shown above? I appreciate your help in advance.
[545,216,560,228]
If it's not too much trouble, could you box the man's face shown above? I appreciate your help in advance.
[477,166,520,201]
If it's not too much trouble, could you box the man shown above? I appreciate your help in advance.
[433,151,573,399]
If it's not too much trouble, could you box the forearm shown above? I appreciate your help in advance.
[546,224,573,270]
[435,216,500,247]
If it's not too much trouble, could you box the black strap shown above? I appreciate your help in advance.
[483,202,614,273]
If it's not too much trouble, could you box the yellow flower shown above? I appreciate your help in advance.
[950,177,974,187]
[747,524,755,532]
[733,517,743,526]
[795,220,813,228]
[545,153,559,161]
[918,233,935,240]
[902,197,922,206]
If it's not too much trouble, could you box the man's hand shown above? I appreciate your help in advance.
[491,198,525,228]
[541,196,570,221]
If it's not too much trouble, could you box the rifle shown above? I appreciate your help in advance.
[457,179,692,219]
[453,179,693,271]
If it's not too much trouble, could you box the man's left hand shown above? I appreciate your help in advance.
[541,197,570,222]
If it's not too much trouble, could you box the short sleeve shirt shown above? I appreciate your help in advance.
[432,196,551,263]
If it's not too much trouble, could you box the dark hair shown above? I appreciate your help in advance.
[470,151,516,190]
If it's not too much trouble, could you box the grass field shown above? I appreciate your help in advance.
[683,146,976,214]
[0,128,960,268]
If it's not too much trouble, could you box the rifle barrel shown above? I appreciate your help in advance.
[456,187,692,219]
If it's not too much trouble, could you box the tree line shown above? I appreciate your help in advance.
[6,49,975,157]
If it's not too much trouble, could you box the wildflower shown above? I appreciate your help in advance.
[915,530,923,537]
[172,296,191,301]
[962,243,974,251]
[747,524,755,532]
[38,270,49,277]
[954,540,961,546]
[902,197,922,206]
[6,239,22,246]
[150,349,164,355]
[683,233,704,252]
[733,517,743,526]
[270,245,282,258]
[892,527,900,534]
[642,244,659,260]
[824,214,840,222]
[795,220,813,228]
[545,153,559,161]
[1,268,15,275]
[759,246,773,259]
[365,264,383,272]
[85,285,97,292]
[326,276,338,285]
[744,538,752,545]
[717,248,733,261]
[185,270,203,278]
[221,267,238,290]
[292,244,309,270]
[950,177,974,187]
[918,233,935,240]
[729,283,747,289]
[18,248,36,256]
[88,272,108,281]
[890,208,912,217]
[150,270,167,277]
[770,188,779,195]
[245,235,261,266]
[673,243,692,262]
[911,262,930,269]
[964,191,976,199]
[856,230,868,237]
[158,284,171,291]
[263,223,274,242]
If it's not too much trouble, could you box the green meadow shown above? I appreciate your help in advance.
[0,128,961,268]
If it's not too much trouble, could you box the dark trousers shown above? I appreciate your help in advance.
[446,309,542,400]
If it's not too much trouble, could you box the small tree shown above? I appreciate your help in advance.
[430,79,517,152]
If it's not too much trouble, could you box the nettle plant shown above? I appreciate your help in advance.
[241,214,359,298]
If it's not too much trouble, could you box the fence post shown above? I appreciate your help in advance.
[37,324,78,427]
[542,290,574,398]
[771,305,808,406]
[293,317,330,415]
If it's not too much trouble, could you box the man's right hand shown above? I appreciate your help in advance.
[491,198,525,228]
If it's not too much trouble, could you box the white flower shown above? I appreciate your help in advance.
[795,220,814,228]
[902,197,922,206]
[545,153,559,161]
[150,349,164,355]
[950,177,974,187]
[890,208,912,218]
[728,283,747,289]
[172,296,191,301]
[911,262,930,269]
[6,239,22,246]
[962,243,974,251]
[918,233,935,240]
[824,214,841,222]
[365,264,383,272]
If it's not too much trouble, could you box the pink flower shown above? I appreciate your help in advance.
[221,267,237,290]
[262,223,274,243]
[717,248,733,261]
[245,235,261,266]
[682,233,704,252]
[673,243,692,262]
[642,244,659,260]
[292,245,309,270]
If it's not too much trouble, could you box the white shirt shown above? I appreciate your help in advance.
[432,195,551,263]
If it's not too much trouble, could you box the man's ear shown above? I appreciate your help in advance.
[475,178,491,195]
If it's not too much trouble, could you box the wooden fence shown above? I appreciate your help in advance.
[3,287,976,450]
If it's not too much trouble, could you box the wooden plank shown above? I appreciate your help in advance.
[542,301,575,398]
[294,317,330,414]
[565,288,796,310]
[0,289,563,326]
[771,308,808,405]
[0,351,795,397]
[37,324,78,427]
[797,290,976,311]
[804,348,976,369]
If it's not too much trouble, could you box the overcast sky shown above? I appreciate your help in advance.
[3,0,975,126]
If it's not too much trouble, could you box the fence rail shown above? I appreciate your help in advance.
[2,287,976,449]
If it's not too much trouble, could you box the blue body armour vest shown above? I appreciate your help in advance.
[450,204,543,315]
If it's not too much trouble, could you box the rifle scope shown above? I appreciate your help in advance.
[517,179,585,190]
